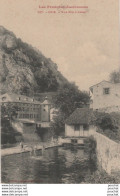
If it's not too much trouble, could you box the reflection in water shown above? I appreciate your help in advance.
[1,147,97,184]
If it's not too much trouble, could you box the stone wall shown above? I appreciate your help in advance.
[94,132,120,174]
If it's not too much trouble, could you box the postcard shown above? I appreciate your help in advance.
[0,0,120,194]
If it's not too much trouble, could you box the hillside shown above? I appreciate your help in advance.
[0,26,68,95]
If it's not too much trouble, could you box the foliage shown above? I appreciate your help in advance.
[92,111,120,142]
[84,170,118,184]
[1,126,19,144]
[34,68,59,92]
[84,136,97,162]
[2,103,18,117]
[1,104,22,144]
[50,111,66,137]
[92,112,118,130]
[109,70,120,83]
[53,82,90,117]
[50,83,90,136]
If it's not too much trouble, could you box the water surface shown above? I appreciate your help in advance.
[1,147,97,183]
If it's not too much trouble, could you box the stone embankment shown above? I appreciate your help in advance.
[94,132,120,175]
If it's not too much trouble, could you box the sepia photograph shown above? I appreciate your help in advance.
[0,0,120,184]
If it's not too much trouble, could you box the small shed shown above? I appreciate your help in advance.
[65,108,95,137]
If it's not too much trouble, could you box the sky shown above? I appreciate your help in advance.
[0,0,119,91]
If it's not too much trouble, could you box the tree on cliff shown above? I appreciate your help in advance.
[53,82,90,117]
[50,82,90,136]
[109,70,120,83]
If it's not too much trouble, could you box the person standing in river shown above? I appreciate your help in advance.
[20,141,23,151]
[34,145,37,156]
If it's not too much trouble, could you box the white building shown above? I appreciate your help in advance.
[50,107,59,122]
[0,93,52,127]
[64,108,96,144]
[89,80,120,113]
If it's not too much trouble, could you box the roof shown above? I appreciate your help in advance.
[0,93,41,104]
[34,92,56,103]
[41,96,51,105]
[65,108,93,125]
[90,80,111,90]
[89,80,120,93]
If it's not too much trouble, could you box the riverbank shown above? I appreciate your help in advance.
[83,169,120,184]
[1,142,61,157]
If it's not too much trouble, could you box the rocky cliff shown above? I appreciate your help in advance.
[0,26,68,95]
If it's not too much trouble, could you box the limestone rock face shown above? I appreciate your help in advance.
[0,26,68,95]
[4,35,17,50]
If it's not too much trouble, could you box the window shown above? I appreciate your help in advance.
[74,125,80,131]
[83,124,89,130]
[103,88,110,95]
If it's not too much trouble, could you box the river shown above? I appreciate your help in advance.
[1,146,97,183]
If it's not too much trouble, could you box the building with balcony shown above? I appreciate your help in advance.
[0,93,52,127]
